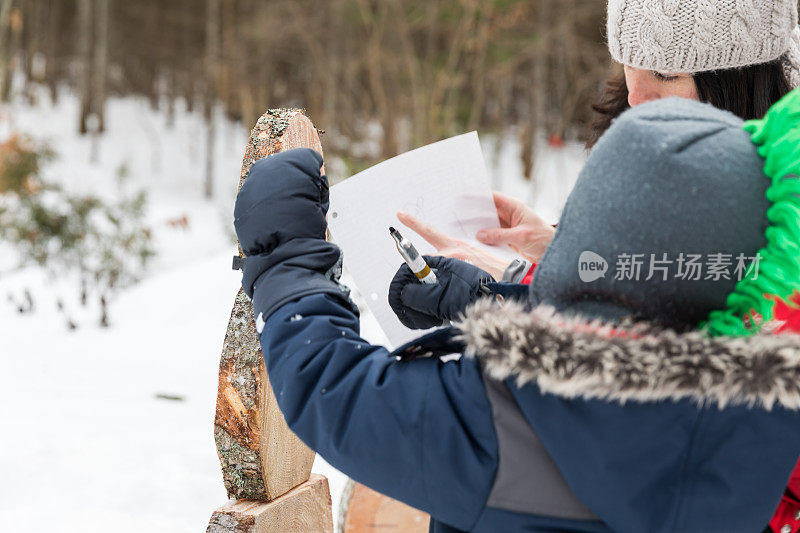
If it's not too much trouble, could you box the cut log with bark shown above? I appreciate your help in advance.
[339,480,430,532]
[236,110,325,213]
[214,288,315,501]
[207,474,334,533]
[214,109,325,501]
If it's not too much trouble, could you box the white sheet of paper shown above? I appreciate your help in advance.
[328,132,518,348]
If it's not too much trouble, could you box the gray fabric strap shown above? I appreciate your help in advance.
[482,374,599,521]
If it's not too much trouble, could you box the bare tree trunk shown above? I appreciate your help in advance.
[0,0,12,101]
[77,0,92,134]
[21,0,39,102]
[45,0,60,102]
[0,1,19,102]
[204,0,220,199]
[92,0,109,133]
[392,2,425,148]
[179,0,194,114]
[436,1,479,138]
[466,3,492,132]
[356,0,397,159]
[165,69,176,127]
[524,0,551,183]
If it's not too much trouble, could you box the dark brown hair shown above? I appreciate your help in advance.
[586,57,792,148]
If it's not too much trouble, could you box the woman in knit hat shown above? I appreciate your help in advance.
[398,0,800,281]
[590,0,800,146]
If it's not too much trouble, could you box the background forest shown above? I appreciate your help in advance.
[2,0,612,185]
[0,1,613,531]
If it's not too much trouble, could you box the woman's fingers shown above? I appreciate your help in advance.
[476,226,524,246]
[491,191,524,227]
[436,247,470,262]
[396,212,503,275]
[397,211,457,250]
[438,246,508,281]
[476,224,554,263]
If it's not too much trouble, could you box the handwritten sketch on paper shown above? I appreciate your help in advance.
[328,132,518,348]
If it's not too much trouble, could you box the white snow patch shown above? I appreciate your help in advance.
[0,85,583,532]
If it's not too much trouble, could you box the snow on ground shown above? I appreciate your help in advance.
[0,86,585,532]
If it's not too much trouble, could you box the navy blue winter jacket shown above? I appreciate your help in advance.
[234,146,800,533]
[260,291,800,532]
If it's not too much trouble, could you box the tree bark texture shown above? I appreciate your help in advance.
[215,109,325,501]
[203,0,220,198]
[207,474,334,533]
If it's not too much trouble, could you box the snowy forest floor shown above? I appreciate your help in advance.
[0,87,585,532]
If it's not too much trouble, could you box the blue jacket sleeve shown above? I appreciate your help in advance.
[486,281,530,302]
[261,293,499,531]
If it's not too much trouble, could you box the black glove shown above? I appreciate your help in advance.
[388,256,494,329]
[233,148,354,322]
[235,148,329,257]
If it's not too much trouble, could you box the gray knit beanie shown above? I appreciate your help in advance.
[607,0,800,88]
[530,97,770,328]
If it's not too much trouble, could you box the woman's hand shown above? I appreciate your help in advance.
[475,191,555,263]
[396,191,556,279]
[396,212,509,280]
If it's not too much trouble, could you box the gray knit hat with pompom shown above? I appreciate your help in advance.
[607,0,800,88]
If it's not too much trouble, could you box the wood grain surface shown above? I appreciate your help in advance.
[207,474,334,533]
[340,481,430,533]
[214,109,323,501]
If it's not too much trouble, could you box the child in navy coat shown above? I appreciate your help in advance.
[233,94,800,532]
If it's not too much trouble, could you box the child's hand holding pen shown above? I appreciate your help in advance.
[388,227,494,330]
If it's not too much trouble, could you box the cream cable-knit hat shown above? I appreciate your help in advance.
[786,25,800,87]
[607,0,800,88]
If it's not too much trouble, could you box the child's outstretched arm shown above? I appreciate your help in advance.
[234,148,499,531]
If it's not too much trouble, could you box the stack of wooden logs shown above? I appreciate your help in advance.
[206,109,430,532]
[206,109,335,533]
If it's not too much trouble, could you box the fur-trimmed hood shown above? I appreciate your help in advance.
[456,299,800,411]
